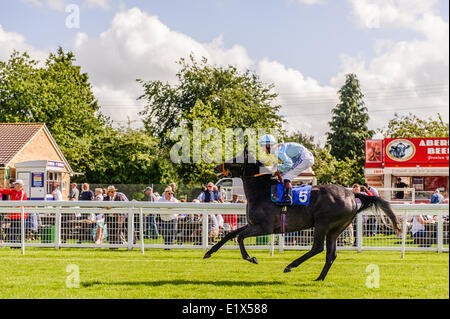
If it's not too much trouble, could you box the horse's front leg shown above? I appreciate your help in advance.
[236,224,268,264]
[203,225,248,259]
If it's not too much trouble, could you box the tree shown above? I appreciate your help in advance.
[0,48,109,175]
[312,146,360,185]
[284,131,361,185]
[138,54,284,144]
[380,112,449,138]
[138,54,285,184]
[283,130,317,151]
[326,73,374,182]
[84,126,176,184]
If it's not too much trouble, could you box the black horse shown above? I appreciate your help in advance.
[204,147,402,281]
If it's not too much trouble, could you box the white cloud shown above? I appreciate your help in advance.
[0,24,48,63]
[349,0,447,37]
[20,0,43,8]
[21,0,111,11]
[46,0,65,11]
[3,2,449,143]
[84,0,109,10]
[335,0,449,132]
[21,0,67,11]
[296,0,325,5]
[73,8,254,125]
[257,58,337,143]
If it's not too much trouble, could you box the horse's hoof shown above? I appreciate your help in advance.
[314,277,324,281]
[248,257,258,264]
[203,253,211,259]
[283,267,291,273]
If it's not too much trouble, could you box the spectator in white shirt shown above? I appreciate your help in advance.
[52,185,63,201]
[158,187,179,249]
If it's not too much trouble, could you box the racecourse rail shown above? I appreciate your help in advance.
[0,200,448,257]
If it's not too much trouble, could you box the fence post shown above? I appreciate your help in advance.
[278,234,284,253]
[139,208,144,255]
[437,214,443,254]
[21,206,25,255]
[401,211,408,258]
[128,210,134,251]
[357,214,363,253]
[55,208,61,250]
[269,234,275,257]
[202,213,208,251]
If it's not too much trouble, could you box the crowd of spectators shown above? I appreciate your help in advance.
[0,180,447,249]
[0,180,247,248]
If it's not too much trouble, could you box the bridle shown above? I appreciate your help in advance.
[222,163,229,177]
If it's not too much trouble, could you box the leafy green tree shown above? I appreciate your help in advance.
[326,73,374,182]
[0,48,108,175]
[380,112,449,138]
[138,54,284,143]
[138,54,285,184]
[84,126,178,185]
[312,146,360,185]
[284,131,361,185]
[283,130,317,150]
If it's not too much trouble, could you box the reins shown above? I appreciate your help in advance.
[252,173,270,177]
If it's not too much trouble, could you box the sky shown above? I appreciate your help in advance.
[0,0,448,144]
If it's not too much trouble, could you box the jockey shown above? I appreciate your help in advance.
[258,134,315,205]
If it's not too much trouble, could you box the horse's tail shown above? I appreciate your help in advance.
[354,193,402,236]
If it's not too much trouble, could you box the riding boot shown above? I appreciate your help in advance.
[284,179,293,206]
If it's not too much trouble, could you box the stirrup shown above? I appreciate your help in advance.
[284,194,293,206]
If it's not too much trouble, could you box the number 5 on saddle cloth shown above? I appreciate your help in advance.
[271,183,312,205]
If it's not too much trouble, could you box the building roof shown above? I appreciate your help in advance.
[0,123,72,173]
[0,123,44,166]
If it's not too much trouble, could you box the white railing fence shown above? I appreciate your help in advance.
[376,188,416,203]
[0,201,448,257]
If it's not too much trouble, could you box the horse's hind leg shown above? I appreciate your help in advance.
[315,234,337,281]
[203,225,248,259]
[283,230,325,273]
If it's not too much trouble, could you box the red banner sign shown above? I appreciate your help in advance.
[366,138,449,167]
[384,138,449,166]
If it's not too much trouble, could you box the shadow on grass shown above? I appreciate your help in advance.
[80,279,301,288]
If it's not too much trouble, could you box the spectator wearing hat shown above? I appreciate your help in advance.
[0,180,28,245]
[144,186,159,240]
[104,185,128,246]
[158,187,179,249]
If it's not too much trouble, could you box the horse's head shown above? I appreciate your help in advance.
[214,146,264,178]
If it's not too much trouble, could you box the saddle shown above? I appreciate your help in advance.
[271,183,312,206]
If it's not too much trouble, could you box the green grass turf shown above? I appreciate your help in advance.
[0,248,448,299]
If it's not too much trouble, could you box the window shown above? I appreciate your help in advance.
[46,171,62,194]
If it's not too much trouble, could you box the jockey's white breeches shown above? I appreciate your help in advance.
[282,151,315,181]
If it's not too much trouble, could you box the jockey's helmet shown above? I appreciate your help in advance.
[258,134,277,146]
